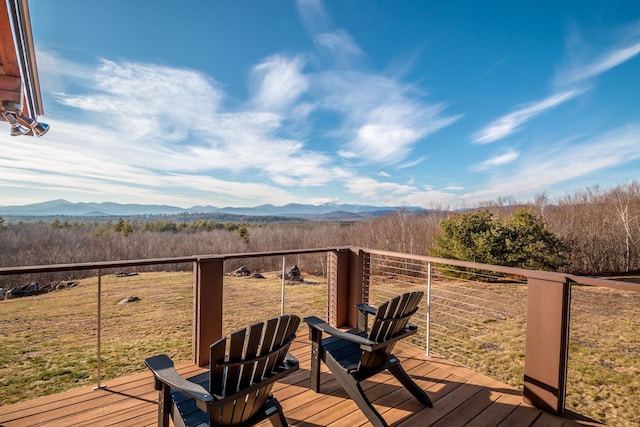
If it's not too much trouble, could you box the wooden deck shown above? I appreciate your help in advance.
[0,336,596,427]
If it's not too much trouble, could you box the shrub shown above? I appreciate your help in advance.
[431,208,567,272]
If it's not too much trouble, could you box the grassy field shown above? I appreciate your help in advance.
[0,270,327,406]
[0,270,638,426]
[565,285,640,425]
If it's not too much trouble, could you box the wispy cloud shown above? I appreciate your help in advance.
[315,30,364,66]
[58,59,222,142]
[23,39,460,207]
[445,185,464,191]
[337,150,357,159]
[566,42,640,83]
[343,176,416,204]
[35,48,96,94]
[1,56,341,206]
[297,0,460,166]
[296,0,331,36]
[556,21,640,86]
[250,55,310,112]
[474,21,640,146]
[472,149,520,172]
[398,156,426,169]
[472,89,583,144]
[0,127,302,207]
[464,125,640,202]
[397,187,458,207]
[318,71,460,164]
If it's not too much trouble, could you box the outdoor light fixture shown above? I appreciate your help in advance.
[1,110,30,136]
[1,101,49,137]
[15,112,49,136]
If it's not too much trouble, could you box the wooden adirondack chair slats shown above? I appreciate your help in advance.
[146,314,300,427]
[237,323,262,389]
[304,291,431,427]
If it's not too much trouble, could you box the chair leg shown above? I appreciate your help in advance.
[157,385,171,427]
[265,396,288,427]
[388,362,433,407]
[309,340,322,392]
[326,358,388,427]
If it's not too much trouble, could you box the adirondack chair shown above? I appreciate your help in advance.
[304,291,431,427]
[145,314,301,427]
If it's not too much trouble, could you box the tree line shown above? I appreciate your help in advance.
[1,181,638,287]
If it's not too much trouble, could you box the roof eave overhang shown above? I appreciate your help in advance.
[1,0,44,118]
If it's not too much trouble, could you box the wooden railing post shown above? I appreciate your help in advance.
[523,276,571,414]
[194,258,224,367]
[328,247,369,328]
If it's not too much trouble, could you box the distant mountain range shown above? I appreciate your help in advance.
[0,199,424,220]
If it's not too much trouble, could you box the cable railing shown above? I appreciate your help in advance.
[565,283,640,427]
[92,267,194,389]
[1,246,638,426]
[367,253,528,390]
[364,248,639,427]
[0,263,194,404]
[221,253,329,334]
[0,251,329,406]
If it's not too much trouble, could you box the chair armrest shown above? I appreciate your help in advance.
[303,316,376,348]
[355,303,377,332]
[355,303,377,315]
[145,354,214,406]
[284,352,299,368]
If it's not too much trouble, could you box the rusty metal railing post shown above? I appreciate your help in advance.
[523,275,571,414]
[194,257,224,367]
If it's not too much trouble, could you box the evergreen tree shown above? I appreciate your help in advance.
[431,208,567,271]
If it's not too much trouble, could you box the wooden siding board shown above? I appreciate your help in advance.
[0,87,21,102]
[0,3,21,76]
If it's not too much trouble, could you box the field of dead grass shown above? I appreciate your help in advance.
[0,270,327,406]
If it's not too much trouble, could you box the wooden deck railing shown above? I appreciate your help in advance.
[1,246,638,425]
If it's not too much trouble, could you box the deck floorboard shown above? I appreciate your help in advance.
[0,337,596,427]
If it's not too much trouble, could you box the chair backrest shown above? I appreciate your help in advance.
[360,291,423,370]
[208,314,300,425]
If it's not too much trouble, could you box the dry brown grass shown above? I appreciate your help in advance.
[0,270,326,406]
[565,285,640,426]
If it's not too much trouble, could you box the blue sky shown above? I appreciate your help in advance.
[1,0,640,208]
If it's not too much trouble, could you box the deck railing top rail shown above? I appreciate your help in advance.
[0,247,339,276]
[365,248,640,292]
[0,256,196,275]
[1,246,637,292]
